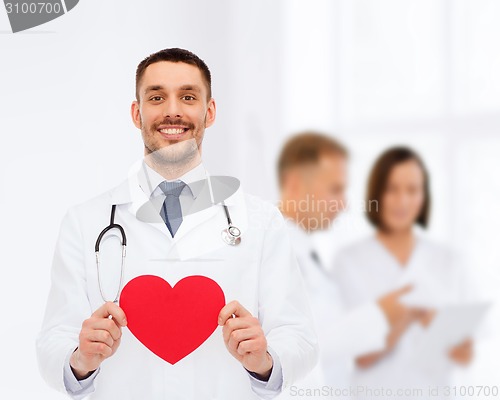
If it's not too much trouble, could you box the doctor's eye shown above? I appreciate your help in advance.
[181,95,196,101]
[149,96,164,102]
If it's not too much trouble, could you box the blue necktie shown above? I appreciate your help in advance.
[159,180,186,237]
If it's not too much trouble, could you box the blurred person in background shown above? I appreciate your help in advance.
[334,146,475,399]
[276,133,416,398]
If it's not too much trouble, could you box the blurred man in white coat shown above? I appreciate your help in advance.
[36,48,318,400]
[276,133,415,398]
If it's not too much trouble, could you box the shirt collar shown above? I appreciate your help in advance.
[138,161,207,199]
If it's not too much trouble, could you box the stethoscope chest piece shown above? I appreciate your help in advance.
[221,225,241,246]
[220,203,241,246]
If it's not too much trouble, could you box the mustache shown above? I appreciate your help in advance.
[154,118,195,130]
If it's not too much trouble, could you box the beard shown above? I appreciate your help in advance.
[142,119,202,168]
[147,136,200,166]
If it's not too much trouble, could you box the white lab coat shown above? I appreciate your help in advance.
[36,162,318,400]
[333,233,474,399]
[277,220,389,400]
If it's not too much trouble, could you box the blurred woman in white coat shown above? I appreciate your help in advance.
[334,147,475,399]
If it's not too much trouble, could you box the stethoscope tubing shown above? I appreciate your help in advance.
[95,205,127,303]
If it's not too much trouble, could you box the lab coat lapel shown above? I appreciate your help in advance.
[169,179,217,242]
[172,203,219,243]
[171,185,248,260]
[108,165,172,238]
[161,173,244,244]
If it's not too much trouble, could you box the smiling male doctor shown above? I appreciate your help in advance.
[36,48,318,399]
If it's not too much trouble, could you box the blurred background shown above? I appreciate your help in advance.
[0,0,499,398]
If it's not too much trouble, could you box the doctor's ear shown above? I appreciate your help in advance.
[131,101,142,129]
[204,98,216,128]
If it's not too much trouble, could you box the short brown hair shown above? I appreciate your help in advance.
[135,48,212,101]
[277,132,348,187]
[366,146,431,229]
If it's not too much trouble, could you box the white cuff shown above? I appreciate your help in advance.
[247,346,283,399]
[63,348,99,399]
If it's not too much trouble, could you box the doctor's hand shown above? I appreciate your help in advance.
[70,302,127,380]
[218,300,273,381]
[377,285,413,328]
[355,310,415,369]
[377,286,432,349]
[449,338,474,366]
[356,301,427,369]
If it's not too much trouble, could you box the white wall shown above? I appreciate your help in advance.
[1,0,499,398]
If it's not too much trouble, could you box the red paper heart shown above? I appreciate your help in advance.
[120,275,225,364]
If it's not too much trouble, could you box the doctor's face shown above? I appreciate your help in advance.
[381,160,425,232]
[296,154,347,230]
[131,61,216,166]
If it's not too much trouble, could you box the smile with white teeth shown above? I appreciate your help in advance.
[159,128,187,135]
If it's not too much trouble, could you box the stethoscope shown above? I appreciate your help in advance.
[95,174,241,303]
[220,202,241,246]
[95,204,126,303]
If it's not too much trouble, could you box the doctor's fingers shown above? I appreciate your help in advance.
[226,326,263,351]
[80,341,114,358]
[82,317,122,341]
[218,300,252,325]
[84,329,118,348]
[222,316,260,341]
[92,302,128,327]
[378,285,413,327]
[235,337,267,356]
[414,308,436,328]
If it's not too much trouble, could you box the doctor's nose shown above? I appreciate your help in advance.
[162,99,183,118]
